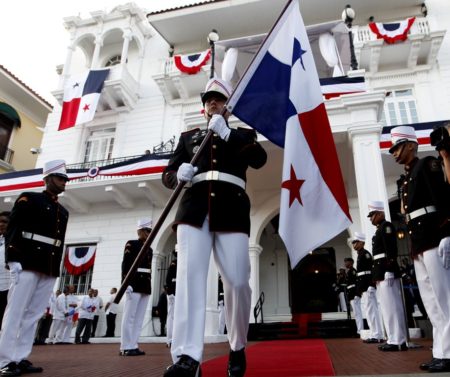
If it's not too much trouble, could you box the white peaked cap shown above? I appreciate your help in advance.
[368,200,384,215]
[389,126,418,153]
[352,231,366,242]
[137,217,153,230]
[43,159,69,181]
[201,78,232,104]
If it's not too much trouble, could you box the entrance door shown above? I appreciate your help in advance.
[289,247,337,313]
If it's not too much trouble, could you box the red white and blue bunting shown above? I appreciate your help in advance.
[64,245,96,275]
[319,76,366,99]
[0,154,170,193]
[174,49,211,74]
[369,17,416,44]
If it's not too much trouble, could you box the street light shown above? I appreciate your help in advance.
[207,29,219,79]
[341,4,358,71]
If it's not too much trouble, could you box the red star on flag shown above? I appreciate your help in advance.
[281,165,305,207]
[82,103,90,112]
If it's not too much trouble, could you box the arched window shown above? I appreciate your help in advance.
[105,55,122,67]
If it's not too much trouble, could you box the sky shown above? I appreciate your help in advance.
[0,0,195,105]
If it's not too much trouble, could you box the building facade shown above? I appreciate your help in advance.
[0,0,448,337]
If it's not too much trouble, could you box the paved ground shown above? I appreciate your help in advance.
[25,337,448,377]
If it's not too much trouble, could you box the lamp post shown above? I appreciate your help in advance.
[207,29,219,79]
[342,4,358,71]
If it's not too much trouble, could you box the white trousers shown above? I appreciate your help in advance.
[415,247,450,358]
[62,317,74,342]
[218,301,226,335]
[361,288,384,340]
[377,279,407,345]
[350,297,363,334]
[52,319,67,343]
[338,292,347,312]
[166,294,175,344]
[0,271,55,368]
[120,291,149,351]
[171,220,251,363]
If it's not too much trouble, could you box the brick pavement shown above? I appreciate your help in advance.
[26,337,441,377]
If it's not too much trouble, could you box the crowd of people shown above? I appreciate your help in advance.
[0,80,449,377]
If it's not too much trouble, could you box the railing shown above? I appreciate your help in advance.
[0,146,14,164]
[354,16,430,44]
[253,291,265,324]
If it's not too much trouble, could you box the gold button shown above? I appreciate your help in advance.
[212,159,217,164]
[405,205,408,209]
[409,230,412,234]
[211,193,216,197]
[212,145,217,149]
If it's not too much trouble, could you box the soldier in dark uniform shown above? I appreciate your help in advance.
[165,248,177,347]
[353,231,384,343]
[344,256,363,335]
[390,125,450,371]
[156,286,168,337]
[0,160,69,376]
[119,218,153,357]
[162,78,267,377]
[367,200,407,352]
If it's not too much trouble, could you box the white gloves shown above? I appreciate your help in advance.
[367,286,376,297]
[126,285,133,294]
[177,163,198,183]
[9,262,22,285]
[384,271,395,287]
[208,114,231,141]
[438,236,450,269]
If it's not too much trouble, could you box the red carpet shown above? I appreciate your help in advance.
[202,339,335,377]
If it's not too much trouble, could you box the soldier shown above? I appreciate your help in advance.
[119,218,153,356]
[162,78,267,377]
[390,125,450,371]
[344,257,363,335]
[0,160,69,376]
[352,232,384,344]
[367,200,408,352]
[430,122,450,181]
[165,247,177,347]
[0,211,10,330]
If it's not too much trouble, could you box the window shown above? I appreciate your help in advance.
[59,267,94,295]
[84,128,115,163]
[105,55,122,67]
[381,89,419,127]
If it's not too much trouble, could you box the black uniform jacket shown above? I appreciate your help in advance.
[397,156,450,257]
[5,191,69,277]
[162,126,267,235]
[345,267,358,301]
[372,220,401,281]
[165,260,177,295]
[121,240,152,294]
[356,249,374,295]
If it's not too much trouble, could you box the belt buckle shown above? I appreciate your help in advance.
[206,171,219,181]
[54,239,61,247]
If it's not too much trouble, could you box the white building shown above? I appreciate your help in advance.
[0,0,449,337]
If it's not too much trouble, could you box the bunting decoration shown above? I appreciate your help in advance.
[174,50,211,74]
[319,76,366,99]
[369,17,415,44]
[64,245,96,275]
[0,154,170,192]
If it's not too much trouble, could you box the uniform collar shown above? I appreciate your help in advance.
[405,157,419,173]
[43,190,59,202]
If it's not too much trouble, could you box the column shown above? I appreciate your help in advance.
[121,29,132,66]
[205,256,219,336]
[91,35,103,69]
[61,42,75,88]
[249,244,262,323]
[349,125,390,251]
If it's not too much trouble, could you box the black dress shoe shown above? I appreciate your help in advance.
[18,360,43,374]
[164,354,201,377]
[0,362,21,376]
[363,338,384,344]
[428,359,450,373]
[420,358,441,371]
[378,343,408,352]
[228,348,246,377]
[121,349,145,356]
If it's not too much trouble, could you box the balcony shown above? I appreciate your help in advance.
[52,64,139,112]
[353,17,445,74]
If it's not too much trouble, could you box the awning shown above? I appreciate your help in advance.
[0,102,21,127]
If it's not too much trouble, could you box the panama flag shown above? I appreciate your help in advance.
[64,245,96,275]
[228,0,352,267]
[58,69,110,131]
